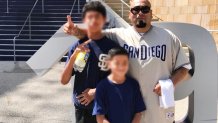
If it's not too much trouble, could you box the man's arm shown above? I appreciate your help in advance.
[154,31,191,96]
[170,67,189,86]
[96,115,110,123]
[132,112,142,123]
[64,15,121,41]
[153,67,189,96]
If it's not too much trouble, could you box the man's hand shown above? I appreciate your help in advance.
[77,88,96,106]
[63,15,86,39]
[153,83,161,96]
[64,15,77,35]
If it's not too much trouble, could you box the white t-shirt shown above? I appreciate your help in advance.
[104,26,191,123]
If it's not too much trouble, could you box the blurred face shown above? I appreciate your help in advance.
[83,11,106,33]
[129,0,152,28]
[108,55,129,77]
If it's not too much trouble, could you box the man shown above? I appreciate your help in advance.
[63,0,191,123]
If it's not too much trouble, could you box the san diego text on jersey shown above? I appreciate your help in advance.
[123,44,166,61]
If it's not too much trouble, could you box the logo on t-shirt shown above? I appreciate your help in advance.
[98,54,109,71]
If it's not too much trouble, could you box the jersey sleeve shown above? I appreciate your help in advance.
[93,83,107,115]
[134,80,146,113]
[170,32,191,71]
[103,28,125,44]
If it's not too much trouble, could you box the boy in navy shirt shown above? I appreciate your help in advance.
[93,48,146,123]
[60,1,119,123]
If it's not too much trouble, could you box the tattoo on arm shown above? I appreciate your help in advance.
[74,25,86,39]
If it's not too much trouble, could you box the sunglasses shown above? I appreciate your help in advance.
[130,6,151,15]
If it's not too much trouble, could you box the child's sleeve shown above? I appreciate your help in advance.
[134,81,146,113]
[92,83,107,115]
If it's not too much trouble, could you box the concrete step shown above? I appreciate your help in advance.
[0,45,41,50]
[0,40,46,45]
[0,30,56,35]
[0,0,86,61]
[0,16,81,21]
[0,23,83,30]
[0,55,30,61]
[0,12,82,17]
[105,1,161,23]
[0,44,42,46]
[0,34,52,39]
[0,21,68,25]
[0,50,36,55]
[0,9,81,13]
[104,0,128,3]
[106,3,130,9]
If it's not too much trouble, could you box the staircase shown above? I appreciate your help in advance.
[104,0,161,24]
[0,0,86,61]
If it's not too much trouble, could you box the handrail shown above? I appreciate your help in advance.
[42,0,45,13]
[120,0,129,17]
[78,0,80,13]
[120,0,130,8]
[120,0,163,21]
[70,0,78,16]
[15,0,40,38]
[7,0,9,13]
[152,14,164,21]
[12,0,41,63]
[12,0,78,63]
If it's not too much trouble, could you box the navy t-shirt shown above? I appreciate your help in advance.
[93,76,146,123]
[67,36,119,109]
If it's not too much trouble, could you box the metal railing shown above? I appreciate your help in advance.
[42,0,45,14]
[12,0,79,63]
[6,0,44,14]
[70,0,78,16]
[7,0,9,13]
[152,14,163,21]
[12,0,44,63]
[120,0,163,21]
[120,0,129,18]
[77,0,80,13]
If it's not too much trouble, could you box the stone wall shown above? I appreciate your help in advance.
[150,0,218,47]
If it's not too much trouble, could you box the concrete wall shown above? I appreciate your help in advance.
[150,0,218,46]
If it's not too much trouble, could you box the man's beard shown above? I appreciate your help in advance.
[135,19,147,28]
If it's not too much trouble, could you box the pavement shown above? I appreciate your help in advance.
[0,62,74,123]
[0,62,209,123]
